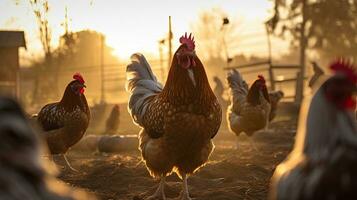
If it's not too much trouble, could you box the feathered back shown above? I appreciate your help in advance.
[226,69,246,90]
[126,53,163,125]
[226,69,249,112]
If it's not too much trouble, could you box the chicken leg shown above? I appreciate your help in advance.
[62,154,79,172]
[178,173,192,200]
[247,137,261,154]
[146,176,166,200]
[235,137,240,150]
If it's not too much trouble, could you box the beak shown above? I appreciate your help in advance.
[82,84,86,88]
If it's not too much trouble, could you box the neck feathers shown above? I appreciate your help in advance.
[161,56,216,109]
[60,84,88,112]
[247,81,270,106]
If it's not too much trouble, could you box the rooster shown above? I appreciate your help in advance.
[35,73,90,172]
[126,33,221,200]
[269,59,357,200]
[226,69,271,149]
[0,97,94,200]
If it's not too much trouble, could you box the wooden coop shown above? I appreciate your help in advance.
[0,31,26,98]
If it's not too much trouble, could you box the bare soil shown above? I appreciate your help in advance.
[58,112,297,200]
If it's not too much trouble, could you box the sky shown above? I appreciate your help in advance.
[0,0,289,64]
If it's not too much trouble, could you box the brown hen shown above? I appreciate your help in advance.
[35,73,90,172]
[126,33,221,200]
[226,69,271,150]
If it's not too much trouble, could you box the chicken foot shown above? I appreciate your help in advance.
[146,176,166,200]
[62,154,80,172]
[177,173,193,200]
[247,137,261,155]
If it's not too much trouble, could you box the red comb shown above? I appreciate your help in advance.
[258,75,266,83]
[73,73,85,84]
[179,32,195,51]
[329,59,357,83]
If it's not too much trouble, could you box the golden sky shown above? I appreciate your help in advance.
[0,0,289,63]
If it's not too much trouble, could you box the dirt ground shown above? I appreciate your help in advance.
[58,107,297,200]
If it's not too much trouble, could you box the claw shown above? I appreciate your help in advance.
[62,154,80,173]
[145,176,166,200]
[176,174,192,200]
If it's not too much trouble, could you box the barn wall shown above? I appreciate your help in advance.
[0,47,19,97]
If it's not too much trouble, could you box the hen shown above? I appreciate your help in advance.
[226,69,271,149]
[308,61,325,89]
[269,59,357,200]
[0,97,94,200]
[268,90,284,121]
[104,104,120,135]
[35,73,90,171]
[126,33,221,200]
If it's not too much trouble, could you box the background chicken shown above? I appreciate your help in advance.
[35,73,90,172]
[268,90,284,121]
[126,33,221,200]
[308,61,325,89]
[226,69,271,149]
[104,104,120,135]
[0,97,94,200]
[269,59,357,200]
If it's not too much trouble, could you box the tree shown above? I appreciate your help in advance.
[268,0,357,62]
[191,8,239,61]
[27,30,120,104]
[55,30,119,69]
[28,0,52,60]
[15,0,56,102]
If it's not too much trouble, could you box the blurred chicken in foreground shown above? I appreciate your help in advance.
[0,97,94,200]
[126,33,221,200]
[269,59,357,200]
[34,73,90,172]
[227,69,283,150]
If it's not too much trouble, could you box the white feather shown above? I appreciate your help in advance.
[126,53,163,125]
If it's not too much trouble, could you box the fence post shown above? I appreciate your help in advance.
[296,0,307,105]
[100,34,105,103]
[268,60,275,91]
[265,24,275,91]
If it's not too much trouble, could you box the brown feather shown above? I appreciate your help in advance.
[139,45,222,178]
[37,80,90,155]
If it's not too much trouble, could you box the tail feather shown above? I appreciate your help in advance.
[126,53,163,125]
[227,69,248,113]
[227,69,248,96]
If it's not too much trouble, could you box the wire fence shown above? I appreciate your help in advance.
[52,58,169,104]
[223,23,301,102]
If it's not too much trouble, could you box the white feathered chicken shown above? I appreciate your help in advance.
[269,59,357,200]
